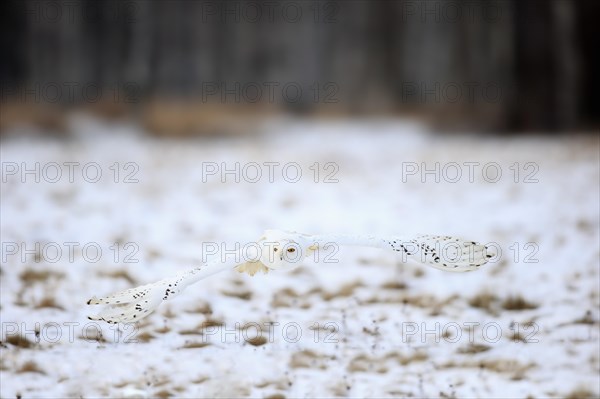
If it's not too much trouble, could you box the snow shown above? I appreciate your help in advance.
[1,116,598,398]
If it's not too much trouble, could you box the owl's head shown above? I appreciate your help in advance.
[258,229,315,270]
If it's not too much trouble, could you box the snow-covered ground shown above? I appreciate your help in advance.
[1,117,599,398]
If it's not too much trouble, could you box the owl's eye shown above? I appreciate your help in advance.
[287,248,295,253]
[273,248,278,252]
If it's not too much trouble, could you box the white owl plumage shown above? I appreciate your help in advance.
[87,230,493,324]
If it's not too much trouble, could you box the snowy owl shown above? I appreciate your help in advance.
[87,230,493,323]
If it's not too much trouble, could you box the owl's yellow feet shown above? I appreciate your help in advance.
[235,262,270,276]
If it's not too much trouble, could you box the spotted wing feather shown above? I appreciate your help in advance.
[87,256,250,323]
[384,235,493,272]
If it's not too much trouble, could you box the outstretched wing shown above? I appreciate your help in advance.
[87,252,267,324]
[87,230,493,323]
[311,234,494,272]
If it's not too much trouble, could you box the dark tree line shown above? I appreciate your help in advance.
[1,0,598,132]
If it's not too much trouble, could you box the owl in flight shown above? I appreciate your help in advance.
[87,230,493,324]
